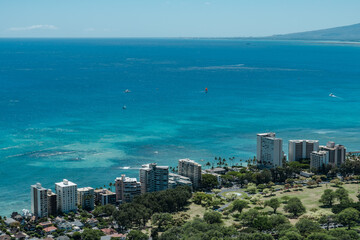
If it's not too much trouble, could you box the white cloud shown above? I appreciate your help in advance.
[9,25,58,31]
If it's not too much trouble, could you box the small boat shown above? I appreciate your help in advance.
[124,89,131,93]
[123,105,127,109]
[329,93,335,97]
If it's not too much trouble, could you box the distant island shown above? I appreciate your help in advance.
[223,23,360,42]
[264,23,360,42]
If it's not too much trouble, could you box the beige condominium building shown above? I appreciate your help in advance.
[178,158,201,189]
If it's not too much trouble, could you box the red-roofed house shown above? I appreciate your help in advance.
[110,233,126,240]
[44,226,57,234]
[101,228,117,235]
[39,221,53,228]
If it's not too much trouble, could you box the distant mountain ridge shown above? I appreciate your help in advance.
[266,23,360,41]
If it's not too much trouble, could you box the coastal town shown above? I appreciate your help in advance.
[1,132,360,240]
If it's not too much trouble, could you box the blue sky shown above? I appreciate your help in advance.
[1,0,360,38]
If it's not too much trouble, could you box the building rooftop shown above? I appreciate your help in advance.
[55,179,77,187]
[257,132,276,137]
[289,139,319,143]
[115,175,138,182]
[311,150,328,155]
[31,183,47,190]
[179,158,201,166]
[94,189,115,195]
[169,173,192,182]
[47,189,56,196]
[141,163,168,170]
[44,226,57,233]
[77,187,94,192]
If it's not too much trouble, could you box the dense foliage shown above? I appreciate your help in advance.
[111,186,191,230]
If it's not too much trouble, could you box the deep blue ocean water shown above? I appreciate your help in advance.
[0,39,360,216]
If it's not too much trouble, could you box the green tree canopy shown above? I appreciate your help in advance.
[319,189,337,207]
[203,211,222,224]
[337,207,360,229]
[284,197,306,217]
[201,174,218,189]
[231,199,249,213]
[127,230,148,240]
[295,218,321,237]
[151,213,173,231]
[265,198,281,214]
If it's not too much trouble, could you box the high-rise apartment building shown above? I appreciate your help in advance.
[257,133,284,168]
[310,151,329,170]
[47,189,57,217]
[139,163,169,193]
[77,187,94,211]
[31,183,48,218]
[55,179,77,213]
[115,175,141,203]
[288,140,319,162]
[319,141,346,166]
[178,158,201,189]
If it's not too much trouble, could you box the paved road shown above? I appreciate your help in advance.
[216,187,247,211]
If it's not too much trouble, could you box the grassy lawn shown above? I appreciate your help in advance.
[178,202,207,220]
[156,183,360,230]
[221,190,248,199]
[252,183,360,223]
[266,183,359,209]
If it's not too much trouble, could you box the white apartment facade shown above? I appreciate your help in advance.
[310,150,329,170]
[257,133,284,168]
[55,179,77,213]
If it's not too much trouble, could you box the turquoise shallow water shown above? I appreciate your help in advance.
[0,39,360,216]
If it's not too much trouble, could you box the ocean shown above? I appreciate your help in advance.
[0,39,360,216]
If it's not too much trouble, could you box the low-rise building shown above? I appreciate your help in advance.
[44,226,57,234]
[86,218,99,228]
[206,168,226,175]
[94,189,117,205]
[101,228,118,235]
[0,235,11,240]
[57,222,72,231]
[39,221,52,228]
[168,173,193,189]
[4,218,18,226]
